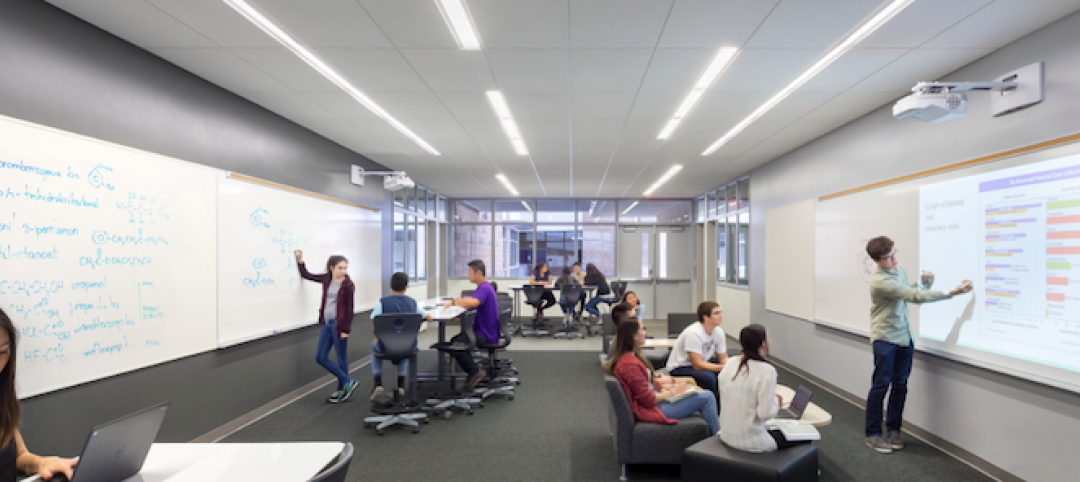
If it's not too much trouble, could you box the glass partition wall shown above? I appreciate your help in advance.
[699,176,750,286]
[448,199,693,280]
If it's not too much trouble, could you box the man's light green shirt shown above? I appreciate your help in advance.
[869,266,951,346]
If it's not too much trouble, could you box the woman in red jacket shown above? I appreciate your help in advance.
[602,317,719,436]
[295,250,357,404]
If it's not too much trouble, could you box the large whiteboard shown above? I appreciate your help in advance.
[765,199,815,321]
[813,140,1080,393]
[216,175,381,347]
[0,115,218,398]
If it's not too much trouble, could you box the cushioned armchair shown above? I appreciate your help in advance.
[604,376,711,481]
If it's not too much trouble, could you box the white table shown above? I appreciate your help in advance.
[507,284,598,327]
[642,338,677,349]
[23,442,344,482]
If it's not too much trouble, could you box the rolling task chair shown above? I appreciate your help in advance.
[364,313,429,435]
[474,307,517,402]
[520,284,551,337]
[427,311,483,418]
[554,283,585,339]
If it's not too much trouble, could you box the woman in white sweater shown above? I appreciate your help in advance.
[717,324,806,452]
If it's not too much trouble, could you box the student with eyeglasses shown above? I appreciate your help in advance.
[863,236,972,454]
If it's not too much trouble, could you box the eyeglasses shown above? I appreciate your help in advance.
[880,249,898,261]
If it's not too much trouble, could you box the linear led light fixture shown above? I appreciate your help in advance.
[521,201,533,212]
[658,47,739,140]
[495,173,520,196]
[643,165,683,196]
[621,201,639,216]
[701,0,914,155]
[223,0,439,155]
[486,91,529,155]
[436,0,481,50]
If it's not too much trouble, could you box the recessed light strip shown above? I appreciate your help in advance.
[621,201,639,216]
[657,47,739,140]
[495,173,520,196]
[701,0,914,155]
[223,0,440,155]
[486,91,529,156]
[435,0,481,50]
[643,165,684,196]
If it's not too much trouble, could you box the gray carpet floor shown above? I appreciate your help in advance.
[223,350,993,482]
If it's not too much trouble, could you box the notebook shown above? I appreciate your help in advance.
[766,419,821,442]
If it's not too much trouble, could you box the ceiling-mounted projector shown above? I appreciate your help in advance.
[893,62,1043,124]
[383,173,415,191]
[349,166,414,191]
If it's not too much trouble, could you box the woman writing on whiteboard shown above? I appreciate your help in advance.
[295,250,359,404]
[1,308,79,481]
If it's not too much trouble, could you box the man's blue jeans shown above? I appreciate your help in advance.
[865,340,914,436]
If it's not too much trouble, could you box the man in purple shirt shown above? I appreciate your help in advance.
[443,259,499,388]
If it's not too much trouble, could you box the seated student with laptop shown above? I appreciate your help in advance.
[369,272,434,404]
[665,302,730,400]
[1,308,78,481]
[717,324,810,452]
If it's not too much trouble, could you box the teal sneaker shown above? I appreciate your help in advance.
[327,389,344,404]
[339,380,359,402]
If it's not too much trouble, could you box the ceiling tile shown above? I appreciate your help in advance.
[357,0,458,48]
[47,0,217,48]
[251,0,393,47]
[317,48,430,92]
[801,90,901,122]
[710,49,822,92]
[148,0,280,47]
[503,92,571,121]
[437,92,496,121]
[230,47,341,91]
[924,0,1080,48]
[303,91,381,121]
[486,49,569,92]
[639,48,723,92]
[399,49,497,91]
[859,0,993,48]
[659,0,779,48]
[149,48,291,92]
[236,91,338,120]
[363,91,456,122]
[572,118,625,141]
[570,91,638,119]
[469,0,569,48]
[569,0,672,48]
[849,48,995,92]
[569,49,654,91]
[745,0,885,49]
[797,48,910,92]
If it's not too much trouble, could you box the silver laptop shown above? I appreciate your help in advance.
[39,402,169,482]
[775,386,812,420]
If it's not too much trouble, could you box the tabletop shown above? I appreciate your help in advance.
[776,385,832,427]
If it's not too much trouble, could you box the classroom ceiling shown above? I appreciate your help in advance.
[46,0,1080,198]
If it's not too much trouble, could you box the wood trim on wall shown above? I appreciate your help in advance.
[820,131,1080,201]
[227,172,378,211]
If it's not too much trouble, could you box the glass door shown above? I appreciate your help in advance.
[616,225,693,320]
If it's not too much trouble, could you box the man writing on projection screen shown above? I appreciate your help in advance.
[863,236,972,454]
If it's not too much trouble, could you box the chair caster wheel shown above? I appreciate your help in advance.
[467,410,475,416]
[421,419,430,424]
[413,428,420,434]
[376,430,384,436]
[515,381,522,386]
[509,396,515,401]
[478,403,485,408]
[364,423,371,428]
[442,411,452,420]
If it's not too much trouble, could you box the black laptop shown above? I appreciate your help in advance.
[775,386,813,420]
[34,402,169,482]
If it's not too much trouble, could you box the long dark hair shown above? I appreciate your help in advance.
[325,255,348,274]
[733,324,771,380]
[621,291,638,306]
[556,266,573,285]
[0,308,20,448]
[585,263,605,281]
[533,261,548,276]
[603,318,654,376]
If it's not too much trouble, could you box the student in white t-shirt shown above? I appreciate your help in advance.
[665,301,730,399]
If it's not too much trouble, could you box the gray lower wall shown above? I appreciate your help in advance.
[750,9,1080,482]
[0,0,392,455]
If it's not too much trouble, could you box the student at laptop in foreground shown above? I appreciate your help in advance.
[718,324,808,452]
[604,316,719,436]
[442,259,498,388]
[369,272,434,404]
[666,302,729,399]
[1,308,78,481]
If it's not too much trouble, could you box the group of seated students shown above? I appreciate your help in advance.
[367,260,500,404]
[603,301,807,453]
[527,261,643,321]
